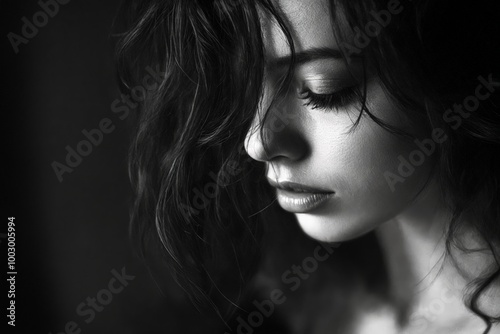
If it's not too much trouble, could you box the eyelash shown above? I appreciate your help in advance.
[299,86,359,111]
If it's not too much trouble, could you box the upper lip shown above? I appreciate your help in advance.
[267,178,334,194]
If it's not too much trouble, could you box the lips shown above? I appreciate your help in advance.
[267,179,334,213]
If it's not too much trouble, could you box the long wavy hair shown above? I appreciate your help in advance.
[115,0,500,331]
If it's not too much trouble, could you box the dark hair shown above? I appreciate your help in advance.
[115,0,500,331]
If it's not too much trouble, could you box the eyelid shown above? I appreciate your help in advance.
[300,78,353,95]
[306,83,340,95]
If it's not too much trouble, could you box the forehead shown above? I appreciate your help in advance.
[260,0,337,58]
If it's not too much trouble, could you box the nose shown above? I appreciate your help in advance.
[244,100,308,163]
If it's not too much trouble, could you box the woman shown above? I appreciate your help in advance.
[116,0,500,332]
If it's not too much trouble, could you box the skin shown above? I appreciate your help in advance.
[243,0,500,333]
[246,0,431,244]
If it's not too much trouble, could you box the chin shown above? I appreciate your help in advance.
[294,212,381,243]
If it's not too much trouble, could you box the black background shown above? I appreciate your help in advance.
[2,1,203,332]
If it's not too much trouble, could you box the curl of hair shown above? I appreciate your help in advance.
[115,0,278,316]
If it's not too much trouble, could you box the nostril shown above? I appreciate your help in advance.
[245,122,309,163]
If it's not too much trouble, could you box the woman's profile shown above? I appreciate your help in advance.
[116,0,500,333]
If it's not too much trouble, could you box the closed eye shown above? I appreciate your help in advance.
[299,86,359,111]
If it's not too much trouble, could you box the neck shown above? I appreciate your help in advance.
[376,179,449,307]
[374,178,498,331]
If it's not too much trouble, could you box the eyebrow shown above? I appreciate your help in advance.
[269,47,349,68]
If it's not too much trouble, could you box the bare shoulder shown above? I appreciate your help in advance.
[351,303,500,334]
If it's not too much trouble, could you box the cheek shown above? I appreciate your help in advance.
[297,85,433,242]
[319,114,430,212]
[314,88,425,197]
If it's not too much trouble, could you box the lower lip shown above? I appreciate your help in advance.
[276,189,334,213]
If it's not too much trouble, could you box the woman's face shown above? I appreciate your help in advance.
[244,0,434,242]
